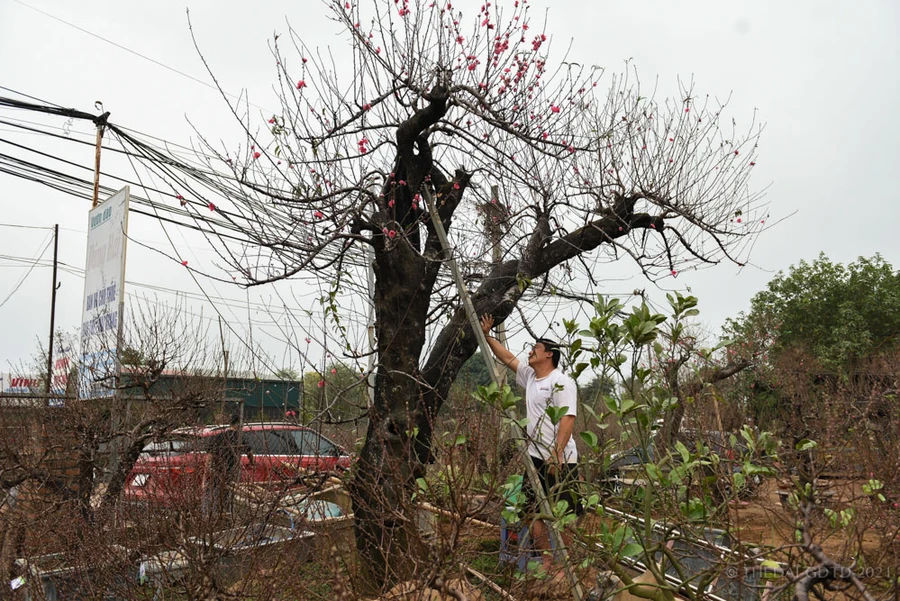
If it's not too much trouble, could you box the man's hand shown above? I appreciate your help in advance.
[547,451,561,477]
[480,314,494,336]
[479,314,520,372]
[550,415,576,477]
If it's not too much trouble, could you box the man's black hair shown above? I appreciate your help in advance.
[229,414,241,427]
[535,338,561,368]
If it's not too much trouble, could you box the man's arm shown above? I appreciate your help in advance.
[552,415,576,467]
[550,376,578,469]
[480,314,519,373]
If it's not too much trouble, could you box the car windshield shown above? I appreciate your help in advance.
[139,436,196,458]
[288,430,341,456]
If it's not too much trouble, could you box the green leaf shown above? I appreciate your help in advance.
[545,406,569,426]
[604,396,618,414]
[620,543,643,558]
[611,525,626,548]
[675,440,690,463]
[795,439,818,451]
[573,362,589,379]
[580,431,599,451]
[454,435,467,446]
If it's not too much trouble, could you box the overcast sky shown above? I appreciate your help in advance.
[1,0,898,379]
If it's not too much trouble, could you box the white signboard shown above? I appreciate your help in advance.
[0,373,42,394]
[0,365,67,406]
[80,187,129,398]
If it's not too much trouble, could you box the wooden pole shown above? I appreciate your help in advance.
[423,187,584,601]
[712,392,724,435]
[90,114,108,208]
[218,315,229,421]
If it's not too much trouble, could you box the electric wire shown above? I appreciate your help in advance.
[0,232,53,309]
[0,223,54,231]
[10,2,273,114]
[0,91,645,374]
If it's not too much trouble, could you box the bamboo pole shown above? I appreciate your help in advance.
[422,187,584,601]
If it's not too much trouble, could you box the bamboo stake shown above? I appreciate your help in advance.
[423,187,584,601]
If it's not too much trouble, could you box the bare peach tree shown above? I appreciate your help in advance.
[122,0,767,587]
[0,301,220,551]
[0,299,300,598]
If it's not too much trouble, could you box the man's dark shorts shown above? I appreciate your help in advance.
[521,455,584,518]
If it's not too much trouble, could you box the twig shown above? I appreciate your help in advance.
[417,501,495,530]
[465,566,519,601]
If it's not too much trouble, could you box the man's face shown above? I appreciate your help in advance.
[528,342,552,367]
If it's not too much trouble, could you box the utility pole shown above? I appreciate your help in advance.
[218,315,230,421]
[45,224,59,400]
[91,109,110,208]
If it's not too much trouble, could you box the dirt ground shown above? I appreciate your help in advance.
[487,478,900,600]
[730,478,895,554]
[725,478,899,599]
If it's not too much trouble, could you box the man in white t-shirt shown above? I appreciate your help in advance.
[480,314,582,571]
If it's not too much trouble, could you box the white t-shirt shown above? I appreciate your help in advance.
[516,363,578,463]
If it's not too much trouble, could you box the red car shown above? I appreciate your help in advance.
[125,422,352,505]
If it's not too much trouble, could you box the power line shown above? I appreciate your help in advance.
[0,94,376,379]
[0,95,372,277]
[0,253,319,317]
[11,1,270,113]
[0,143,261,246]
[14,1,216,93]
[0,222,54,231]
[0,117,224,177]
[0,232,52,309]
[0,86,64,109]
